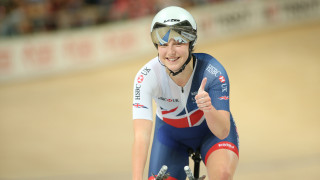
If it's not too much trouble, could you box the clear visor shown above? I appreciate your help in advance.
[151,25,196,46]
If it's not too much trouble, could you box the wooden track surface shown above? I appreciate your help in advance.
[0,21,319,180]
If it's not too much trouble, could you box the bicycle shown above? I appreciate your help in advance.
[152,148,206,180]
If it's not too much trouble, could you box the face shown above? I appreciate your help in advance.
[158,38,190,73]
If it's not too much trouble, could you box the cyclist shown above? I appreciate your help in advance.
[132,6,239,180]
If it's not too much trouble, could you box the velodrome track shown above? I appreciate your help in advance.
[0,21,319,180]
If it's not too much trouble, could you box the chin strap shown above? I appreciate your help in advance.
[169,52,192,76]
[158,51,193,76]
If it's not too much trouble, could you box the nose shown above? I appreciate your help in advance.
[167,44,176,56]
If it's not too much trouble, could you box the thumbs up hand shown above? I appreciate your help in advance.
[195,78,212,112]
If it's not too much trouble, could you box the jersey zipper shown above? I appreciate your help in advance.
[181,87,192,127]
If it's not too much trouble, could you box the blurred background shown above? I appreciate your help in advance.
[0,0,320,179]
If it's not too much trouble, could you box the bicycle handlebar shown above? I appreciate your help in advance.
[156,165,168,180]
[184,166,195,180]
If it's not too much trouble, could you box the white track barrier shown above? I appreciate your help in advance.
[0,0,319,82]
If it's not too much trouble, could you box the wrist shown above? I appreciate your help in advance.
[132,176,143,180]
[202,105,214,112]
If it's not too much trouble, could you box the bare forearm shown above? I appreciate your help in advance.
[195,78,230,139]
[132,139,150,180]
[204,107,230,139]
[132,119,153,180]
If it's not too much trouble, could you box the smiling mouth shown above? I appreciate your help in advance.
[167,57,180,62]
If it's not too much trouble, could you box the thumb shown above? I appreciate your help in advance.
[198,78,207,93]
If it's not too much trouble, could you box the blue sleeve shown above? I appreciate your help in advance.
[203,59,230,112]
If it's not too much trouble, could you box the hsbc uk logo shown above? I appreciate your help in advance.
[137,75,144,83]
[135,67,151,100]
[158,97,179,102]
[135,84,141,100]
[206,64,228,93]
[219,76,225,83]
[206,64,221,77]
[136,67,151,84]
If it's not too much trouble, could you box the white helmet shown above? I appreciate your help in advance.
[150,6,197,48]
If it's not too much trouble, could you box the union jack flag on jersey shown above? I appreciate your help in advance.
[219,96,229,100]
[133,103,148,109]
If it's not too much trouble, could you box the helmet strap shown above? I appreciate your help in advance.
[168,51,192,76]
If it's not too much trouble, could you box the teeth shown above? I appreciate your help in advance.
[168,58,178,61]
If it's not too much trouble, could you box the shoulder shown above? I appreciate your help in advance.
[134,57,159,80]
[193,53,227,74]
[135,57,158,74]
[133,57,160,91]
[193,53,215,61]
[194,53,221,66]
[193,53,229,89]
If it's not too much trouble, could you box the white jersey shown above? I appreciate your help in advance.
[132,53,230,128]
